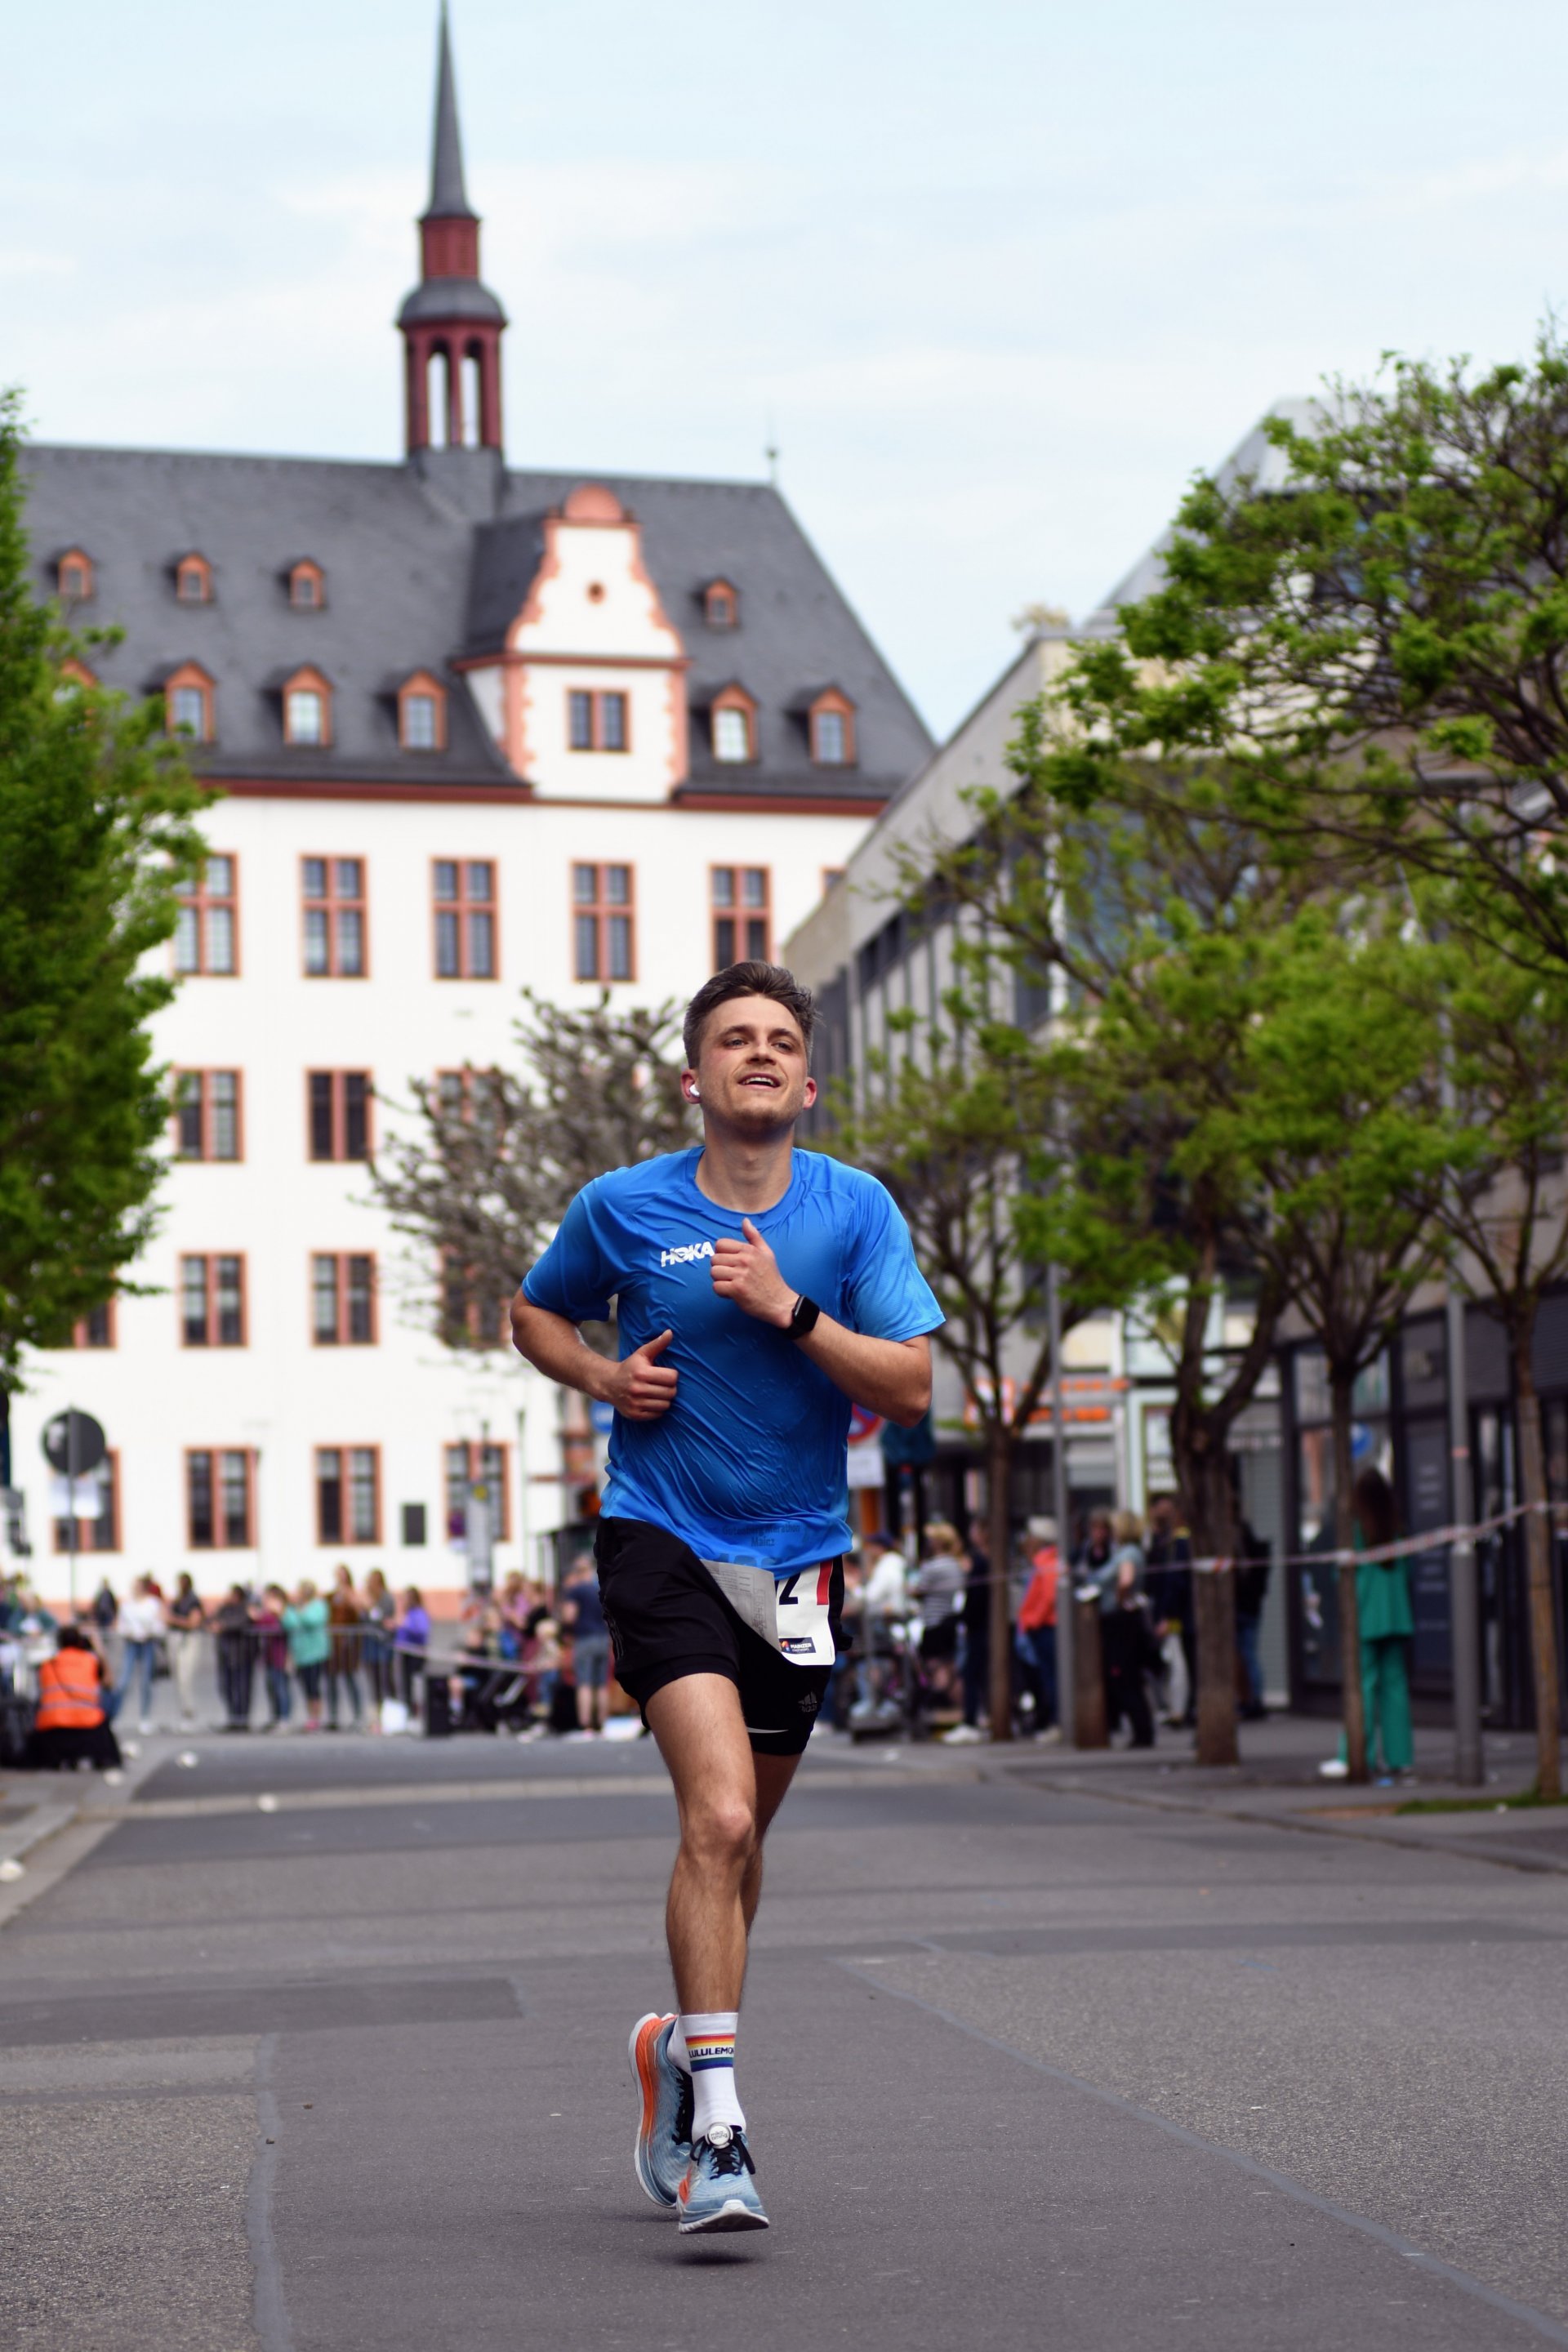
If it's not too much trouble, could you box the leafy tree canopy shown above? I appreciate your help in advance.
[0,388,207,1390]
[369,990,697,1350]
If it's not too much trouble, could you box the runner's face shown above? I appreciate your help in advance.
[686,996,816,1133]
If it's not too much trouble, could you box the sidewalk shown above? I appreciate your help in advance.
[974,1709,1568,1878]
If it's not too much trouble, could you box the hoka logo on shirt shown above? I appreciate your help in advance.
[659,1239,715,1267]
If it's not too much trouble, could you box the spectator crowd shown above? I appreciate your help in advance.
[0,1494,1297,1769]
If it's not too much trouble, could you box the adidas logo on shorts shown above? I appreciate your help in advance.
[659,1240,715,1267]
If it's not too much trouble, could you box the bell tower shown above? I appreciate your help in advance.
[398,7,506,457]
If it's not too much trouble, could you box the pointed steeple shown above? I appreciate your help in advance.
[425,4,474,222]
[398,6,507,461]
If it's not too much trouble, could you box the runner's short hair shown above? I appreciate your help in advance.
[683,962,817,1068]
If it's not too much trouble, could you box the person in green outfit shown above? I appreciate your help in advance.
[283,1579,332,1734]
[1319,1465,1414,1784]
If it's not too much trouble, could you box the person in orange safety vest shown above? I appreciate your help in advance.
[27,1626,121,1771]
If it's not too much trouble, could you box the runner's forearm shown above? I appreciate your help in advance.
[795,1318,930,1427]
[510,1296,615,1402]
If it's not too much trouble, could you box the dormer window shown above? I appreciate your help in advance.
[283,666,332,747]
[56,657,97,697]
[176,553,212,604]
[165,662,216,744]
[710,685,757,764]
[399,671,448,752]
[808,688,856,768]
[704,580,739,630]
[288,559,325,611]
[57,549,94,603]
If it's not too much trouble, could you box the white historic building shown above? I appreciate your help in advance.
[7,18,930,1606]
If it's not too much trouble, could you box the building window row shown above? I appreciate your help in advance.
[152,664,448,753]
[60,549,329,614]
[85,1249,378,1347]
[702,685,856,768]
[51,1444,516,1557]
[172,855,772,1021]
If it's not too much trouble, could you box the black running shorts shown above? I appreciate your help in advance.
[594,1515,843,1757]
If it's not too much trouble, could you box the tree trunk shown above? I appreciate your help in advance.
[1182,1442,1239,1768]
[1512,1337,1561,1800]
[987,1423,1013,1743]
[1330,1370,1368,1784]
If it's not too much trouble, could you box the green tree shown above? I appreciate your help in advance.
[369,990,697,1347]
[1233,915,1449,1781]
[927,720,1326,1763]
[1412,897,1568,1795]
[830,962,1134,1741]
[1043,327,1568,973]
[0,390,207,1463]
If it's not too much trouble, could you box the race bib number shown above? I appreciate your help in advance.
[702,1559,838,1667]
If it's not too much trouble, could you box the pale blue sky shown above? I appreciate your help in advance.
[8,1,1568,735]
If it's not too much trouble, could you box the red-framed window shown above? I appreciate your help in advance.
[307,1071,372,1162]
[316,1446,380,1544]
[166,662,216,746]
[302,857,366,977]
[288,559,325,610]
[175,853,238,975]
[73,1301,117,1348]
[572,862,635,982]
[53,1451,119,1552]
[433,860,497,979]
[808,688,856,767]
[710,866,771,969]
[176,552,212,604]
[186,1449,255,1549]
[312,1253,376,1346]
[444,1441,510,1544]
[174,1070,243,1162]
[399,670,448,751]
[180,1254,247,1347]
[703,579,739,629]
[710,686,757,764]
[567,688,630,752]
[57,548,94,603]
[283,666,332,746]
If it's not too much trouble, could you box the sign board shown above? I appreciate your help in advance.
[42,1410,106,1477]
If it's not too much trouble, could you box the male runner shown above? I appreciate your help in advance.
[510,962,940,2235]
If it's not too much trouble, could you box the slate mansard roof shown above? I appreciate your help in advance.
[20,442,933,801]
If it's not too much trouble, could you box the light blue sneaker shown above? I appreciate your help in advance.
[628,2011,692,2206]
[675,2123,769,2234]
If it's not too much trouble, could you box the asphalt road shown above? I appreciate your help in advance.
[4,1727,1568,2352]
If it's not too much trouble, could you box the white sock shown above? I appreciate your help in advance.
[679,2011,745,2137]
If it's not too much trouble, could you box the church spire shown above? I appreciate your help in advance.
[425,4,474,222]
[398,6,507,460]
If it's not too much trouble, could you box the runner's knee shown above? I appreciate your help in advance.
[684,1795,755,1876]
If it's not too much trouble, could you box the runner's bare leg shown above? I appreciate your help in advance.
[646,1676,804,2008]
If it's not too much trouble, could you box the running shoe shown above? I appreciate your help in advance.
[675,2124,769,2234]
[628,2011,692,2206]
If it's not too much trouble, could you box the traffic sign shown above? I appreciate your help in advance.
[42,1410,106,1477]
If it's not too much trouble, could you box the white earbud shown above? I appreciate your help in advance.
[690,1085,700,1099]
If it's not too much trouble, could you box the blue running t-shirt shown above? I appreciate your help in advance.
[520,1147,942,1575]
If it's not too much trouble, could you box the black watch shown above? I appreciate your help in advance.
[787,1292,822,1341]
